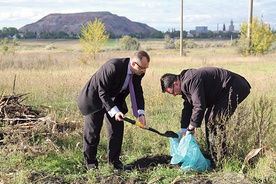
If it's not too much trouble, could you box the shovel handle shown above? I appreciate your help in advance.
[123,117,146,129]
[123,117,177,138]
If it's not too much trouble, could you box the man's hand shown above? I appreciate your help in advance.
[138,114,146,126]
[186,125,195,135]
[180,127,195,140]
[114,112,125,121]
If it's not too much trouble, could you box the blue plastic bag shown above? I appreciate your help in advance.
[170,133,210,171]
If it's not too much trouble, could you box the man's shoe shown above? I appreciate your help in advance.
[123,164,134,171]
[87,163,98,170]
[113,162,134,171]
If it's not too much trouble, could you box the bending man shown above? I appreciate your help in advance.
[160,67,251,163]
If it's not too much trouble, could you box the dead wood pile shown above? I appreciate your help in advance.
[0,93,58,147]
[0,93,43,125]
[0,93,80,154]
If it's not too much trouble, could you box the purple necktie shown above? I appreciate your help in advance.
[129,74,138,117]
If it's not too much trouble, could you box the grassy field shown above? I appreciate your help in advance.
[0,39,275,183]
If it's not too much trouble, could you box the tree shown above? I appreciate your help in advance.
[150,31,164,38]
[79,19,109,60]
[24,31,36,38]
[237,17,275,56]
[0,27,18,38]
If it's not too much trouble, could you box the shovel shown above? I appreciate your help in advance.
[124,117,178,138]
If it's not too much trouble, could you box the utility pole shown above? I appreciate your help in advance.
[248,0,253,49]
[180,0,183,56]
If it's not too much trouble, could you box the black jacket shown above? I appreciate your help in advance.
[77,58,145,116]
[179,67,251,128]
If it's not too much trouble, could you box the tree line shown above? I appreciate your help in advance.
[0,27,240,40]
[1,17,275,56]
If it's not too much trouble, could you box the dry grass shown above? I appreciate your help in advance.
[1,39,275,129]
[0,39,275,183]
[1,39,275,127]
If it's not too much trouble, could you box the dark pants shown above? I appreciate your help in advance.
[204,76,251,161]
[83,108,124,166]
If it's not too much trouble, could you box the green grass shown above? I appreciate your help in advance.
[105,39,118,47]
[0,39,275,183]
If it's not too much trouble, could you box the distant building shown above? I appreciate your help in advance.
[187,32,194,38]
[195,26,208,33]
[188,30,196,37]
[229,19,234,32]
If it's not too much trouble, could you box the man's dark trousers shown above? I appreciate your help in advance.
[83,108,124,166]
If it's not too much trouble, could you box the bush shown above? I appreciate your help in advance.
[118,36,140,50]
[174,39,187,50]
[164,34,175,49]
[186,39,197,49]
[1,38,17,55]
[237,17,275,56]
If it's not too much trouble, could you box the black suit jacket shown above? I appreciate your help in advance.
[78,58,145,116]
[179,67,251,128]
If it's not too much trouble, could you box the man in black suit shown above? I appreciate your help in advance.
[160,67,251,163]
[78,51,150,170]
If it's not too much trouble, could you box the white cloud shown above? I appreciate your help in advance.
[0,0,276,31]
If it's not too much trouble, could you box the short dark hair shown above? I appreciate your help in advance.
[132,51,150,63]
[160,73,178,93]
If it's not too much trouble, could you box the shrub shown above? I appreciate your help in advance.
[237,17,275,56]
[186,39,197,49]
[118,36,140,50]
[174,39,187,50]
[164,34,175,49]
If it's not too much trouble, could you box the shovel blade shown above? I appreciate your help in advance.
[163,131,178,138]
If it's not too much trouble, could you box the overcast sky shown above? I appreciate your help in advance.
[0,0,275,32]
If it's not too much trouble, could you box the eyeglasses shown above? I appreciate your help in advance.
[135,62,148,70]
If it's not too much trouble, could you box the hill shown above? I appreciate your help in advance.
[18,11,158,36]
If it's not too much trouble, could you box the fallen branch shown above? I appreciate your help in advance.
[0,93,43,125]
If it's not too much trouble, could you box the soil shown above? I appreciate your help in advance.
[94,154,176,184]
[131,154,173,171]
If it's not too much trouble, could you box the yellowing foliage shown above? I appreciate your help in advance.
[238,17,275,56]
[79,19,109,60]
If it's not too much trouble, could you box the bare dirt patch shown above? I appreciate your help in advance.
[131,154,172,170]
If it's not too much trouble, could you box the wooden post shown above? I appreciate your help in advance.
[247,0,253,50]
[180,0,183,56]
